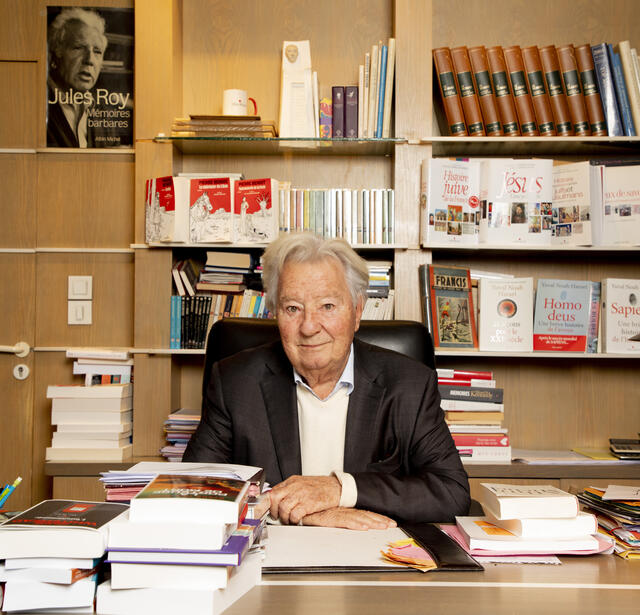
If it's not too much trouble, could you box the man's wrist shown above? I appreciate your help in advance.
[333,471,357,508]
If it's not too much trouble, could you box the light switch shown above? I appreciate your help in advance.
[68,276,93,300]
[68,300,92,325]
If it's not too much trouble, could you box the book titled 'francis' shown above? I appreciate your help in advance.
[47,6,134,148]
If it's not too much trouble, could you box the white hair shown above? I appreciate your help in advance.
[49,7,107,59]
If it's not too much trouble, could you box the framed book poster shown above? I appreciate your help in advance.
[46,6,134,148]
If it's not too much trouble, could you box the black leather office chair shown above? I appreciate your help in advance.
[202,318,435,396]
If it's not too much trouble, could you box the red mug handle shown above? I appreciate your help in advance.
[248,97,258,115]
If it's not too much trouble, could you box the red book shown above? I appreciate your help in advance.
[538,45,574,136]
[438,377,496,387]
[233,178,279,243]
[574,43,607,136]
[468,45,503,136]
[433,47,468,136]
[503,45,539,136]
[486,46,520,136]
[436,368,493,380]
[451,46,486,136]
[521,46,557,136]
[556,44,591,136]
[452,433,510,447]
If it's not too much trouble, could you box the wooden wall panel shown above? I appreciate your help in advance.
[35,253,134,348]
[0,153,37,248]
[132,354,172,456]
[0,0,40,60]
[36,153,134,248]
[182,0,390,123]
[394,144,430,247]
[134,248,172,348]
[0,253,36,346]
[0,62,37,148]
[432,0,640,49]
[393,248,431,322]
[53,477,106,501]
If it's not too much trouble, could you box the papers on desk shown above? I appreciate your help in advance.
[263,526,409,572]
[602,485,640,501]
[512,449,626,464]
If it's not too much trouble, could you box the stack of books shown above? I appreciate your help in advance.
[46,382,133,462]
[67,347,133,386]
[438,368,511,463]
[444,483,609,558]
[171,115,277,138]
[98,474,263,614]
[0,500,127,613]
[160,408,201,461]
[577,485,640,559]
[363,260,394,320]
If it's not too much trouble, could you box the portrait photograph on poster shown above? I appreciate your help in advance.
[46,6,134,148]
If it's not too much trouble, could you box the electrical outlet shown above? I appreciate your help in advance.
[68,300,92,325]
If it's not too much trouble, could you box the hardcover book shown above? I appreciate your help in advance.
[503,45,539,136]
[145,176,189,243]
[617,40,640,135]
[479,483,580,519]
[533,278,597,352]
[601,163,640,245]
[433,47,467,136]
[521,45,556,136]
[539,45,574,136]
[601,278,640,354]
[426,264,478,349]
[451,46,486,136]
[608,43,636,136]
[556,44,591,135]
[331,86,345,137]
[423,158,481,246]
[46,7,134,148]
[233,178,279,243]
[189,177,234,243]
[574,43,608,135]
[319,96,332,138]
[591,43,624,136]
[478,277,534,352]
[468,45,503,135]
[479,158,553,245]
[551,160,594,246]
[486,46,520,136]
[438,384,504,403]
[345,85,359,138]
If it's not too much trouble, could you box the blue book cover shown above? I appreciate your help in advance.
[376,45,388,137]
[591,44,623,136]
[607,44,636,136]
[169,295,179,349]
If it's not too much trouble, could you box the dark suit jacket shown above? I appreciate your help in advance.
[184,339,471,523]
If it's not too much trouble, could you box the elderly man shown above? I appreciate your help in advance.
[184,234,470,528]
[47,8,108,147]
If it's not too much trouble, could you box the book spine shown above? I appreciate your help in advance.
[610,44,636,135]
[486,46,521,136]
[432,47,468,136]
[345,85,359,138]
[521,45,557,136]
[591,43,624,136]
[451,46,486,136]
[468,45,503,136]
[331,86,345,137]
[586,281,601,354]
[382,37,396,138]
[452,434,510,447]
[556,44,592,136]
[503,45,539,136]
[376,44,388,138]
[438,384,504,403]
[618,40,640,133]
[574,43,608,135]
[539,45,574,136]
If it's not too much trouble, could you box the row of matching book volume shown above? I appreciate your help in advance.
[323,37,396,138]
[420,264,640,354]
[422,157,640,248]
[433,40,640,137]
[146,174,395,246]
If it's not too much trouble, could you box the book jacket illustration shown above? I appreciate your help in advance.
[47,7,134,148]
[189,177,234,243]
[136,474,246,502]
[3,500,127,529]
[428,265,478,349]
[234,179,279,242]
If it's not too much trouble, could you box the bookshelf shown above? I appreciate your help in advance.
[1,0,639,506]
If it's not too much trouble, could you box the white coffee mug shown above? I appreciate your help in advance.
[222,89,258,116]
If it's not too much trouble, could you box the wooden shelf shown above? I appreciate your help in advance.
[424,244,640,252]
[435,350,640,359]
[464,462,640,479]
[45,457,162,476]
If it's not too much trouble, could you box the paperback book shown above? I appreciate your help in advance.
[479,483,579,519]
[551,161,594,246]
[601,278,640,353]
[189,177,235,243]
[233,178,280,243]
[601,164,640,246]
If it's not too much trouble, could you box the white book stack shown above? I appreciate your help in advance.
[46,382,133,462]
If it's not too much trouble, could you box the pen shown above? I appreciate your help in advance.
[0,476,22,508]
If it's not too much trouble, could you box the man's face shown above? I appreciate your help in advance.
[56,21,106,92]
[277,259,362,387]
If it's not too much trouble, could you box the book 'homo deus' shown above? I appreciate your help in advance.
[427,265,478,349]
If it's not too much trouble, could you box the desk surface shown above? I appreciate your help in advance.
[224,555,640,615]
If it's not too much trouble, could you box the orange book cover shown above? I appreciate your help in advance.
[486,46,520,136]
[556,44,591,136]
[574,43,607,136]
[539,45,574,136]
[433,47,468,136]
[468,45,503,136]
[503,45,539,136]
[451,46,486,136]
[521,46,557,136]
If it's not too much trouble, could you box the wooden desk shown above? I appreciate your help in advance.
[225,555,640,615]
